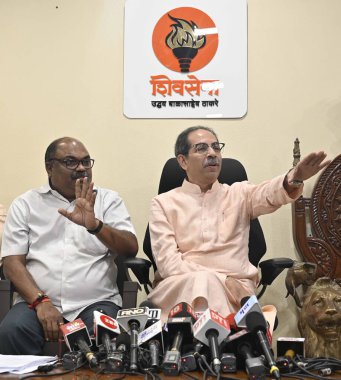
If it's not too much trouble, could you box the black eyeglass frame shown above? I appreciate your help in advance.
[191,142,225,154]
[48,158,95,170]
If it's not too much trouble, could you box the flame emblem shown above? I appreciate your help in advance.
[165,14,206,73]
[152,7,218,73]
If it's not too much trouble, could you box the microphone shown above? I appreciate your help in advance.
[162,302,197,376]
[180,341,205,372]
[234,297,277,347]
[60,318,98,367]
[238,340,266,380]
[193,309,231,374]
[234,295,263,328]
[220,353,237,373]
[94,310,121,348]
[116,306,150,372]
[93,310,121,371]
[139,300,157,309]
[226,313,239,332]
[276,349,295,373]
[245,311,280,380]
[106,332,130,372]
[138,304,164,371]
[116,331,131,352]
[221,326,263,372]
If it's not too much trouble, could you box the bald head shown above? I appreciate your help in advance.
[45,137,93,202]
[45,137,86,163]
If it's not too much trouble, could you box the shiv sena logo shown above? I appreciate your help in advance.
[152,7,219,73]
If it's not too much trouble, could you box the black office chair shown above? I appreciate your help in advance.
[0,265,11,323]
[127,157,294,299]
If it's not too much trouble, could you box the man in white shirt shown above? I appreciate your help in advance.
[0,137,138,355]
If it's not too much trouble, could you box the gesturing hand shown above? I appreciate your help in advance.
[58,177,98,230]
[289,151,331,182]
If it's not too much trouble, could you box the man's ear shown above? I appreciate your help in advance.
[177,154,188,171]
[45,161,52,177]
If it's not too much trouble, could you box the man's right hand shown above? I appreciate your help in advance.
[35,301,64,341]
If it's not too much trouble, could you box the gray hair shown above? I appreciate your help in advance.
[174,126,219,156]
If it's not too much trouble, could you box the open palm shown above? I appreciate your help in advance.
[58,177,98,230]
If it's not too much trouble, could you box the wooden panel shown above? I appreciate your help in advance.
[292,154,341,280]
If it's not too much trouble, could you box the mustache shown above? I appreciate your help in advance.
[203,157,220,167]
[71,171,89,180]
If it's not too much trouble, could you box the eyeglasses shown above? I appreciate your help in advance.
[49,158,95,170]
[191,142,225,154]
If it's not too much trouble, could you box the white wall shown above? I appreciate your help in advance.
[1,0,340,343]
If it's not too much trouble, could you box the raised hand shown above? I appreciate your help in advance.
[58,177,98,230]
[289,151,331,182]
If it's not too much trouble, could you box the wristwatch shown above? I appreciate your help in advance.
[289,179,304,188]
[87,220,104,235]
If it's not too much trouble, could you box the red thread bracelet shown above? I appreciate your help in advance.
[28,294,50,309]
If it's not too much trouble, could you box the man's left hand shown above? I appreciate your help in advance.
[288,151,331,183]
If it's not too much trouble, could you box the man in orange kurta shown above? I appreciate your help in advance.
[147,126,330,322]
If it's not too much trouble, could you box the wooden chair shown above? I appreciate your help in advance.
[291,139,341,281]
[290,144,341,359]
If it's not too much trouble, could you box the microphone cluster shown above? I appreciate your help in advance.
[59,297,282,379]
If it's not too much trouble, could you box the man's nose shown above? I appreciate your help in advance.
[207,151,217,158]
[76,161,86,171]
[206,146,217,156]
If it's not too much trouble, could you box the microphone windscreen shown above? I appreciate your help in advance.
[285,349,295,359]
[240,296,251,307]
[237,340,253,357]
[168,302,197,322]
[245,311,267,333]
[139,300,157,308]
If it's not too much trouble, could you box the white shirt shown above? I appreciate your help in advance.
[1,184,136,321]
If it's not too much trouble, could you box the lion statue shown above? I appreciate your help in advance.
[298,277,341,359]
[285,261,317,308]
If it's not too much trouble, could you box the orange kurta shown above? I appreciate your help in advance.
[147,175,302,322]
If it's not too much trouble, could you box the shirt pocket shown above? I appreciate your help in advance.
[70,225,108,256]
[217,205,243,243]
